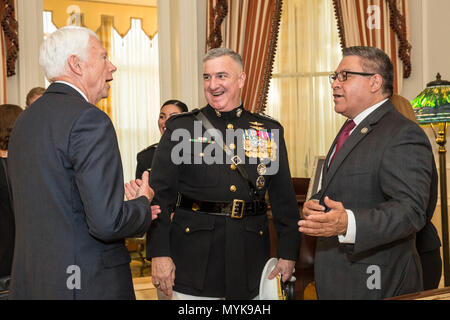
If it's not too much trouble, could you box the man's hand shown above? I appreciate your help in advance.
[301,199,325,219]
[125,170,154,202]
[151,205,161,221]
[152,257,176,298]
[298,196,348,237]
[268,259,296,282]
[125,171,160,220]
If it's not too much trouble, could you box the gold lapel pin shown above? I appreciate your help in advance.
[361,127,369,134]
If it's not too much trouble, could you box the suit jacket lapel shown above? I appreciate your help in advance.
[320,100,394,195]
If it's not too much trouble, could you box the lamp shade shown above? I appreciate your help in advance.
[412,73,450,124]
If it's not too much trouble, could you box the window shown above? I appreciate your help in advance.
[110,19,160,181]
[267,0,344,177]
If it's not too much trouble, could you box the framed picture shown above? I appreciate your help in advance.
[306,156,326,200]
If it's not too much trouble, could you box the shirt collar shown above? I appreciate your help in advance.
[352,98,388,128]
[54,81,89,102]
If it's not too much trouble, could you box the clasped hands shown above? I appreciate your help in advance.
[124,170,161,220]
[298,196,348,237]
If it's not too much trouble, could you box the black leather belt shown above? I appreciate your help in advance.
[176,194,267,219]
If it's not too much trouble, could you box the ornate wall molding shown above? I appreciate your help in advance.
[1,0,19,77]
[256,0,283,113]
[206,0,228,50]
[386,0,412,78]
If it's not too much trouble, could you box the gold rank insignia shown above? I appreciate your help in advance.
[243,129,277,161]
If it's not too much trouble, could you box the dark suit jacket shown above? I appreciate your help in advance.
[313,100,436,299]
[147,105,301,299]
[7,83,152,300]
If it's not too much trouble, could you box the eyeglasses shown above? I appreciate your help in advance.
[329,71,375,84]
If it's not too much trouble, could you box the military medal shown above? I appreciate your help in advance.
[190,137,215,144]
[243,128,277,161]
[256,176,265,189]
[257,163,267,175]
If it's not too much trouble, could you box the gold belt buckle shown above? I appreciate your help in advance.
[231,199,245,219]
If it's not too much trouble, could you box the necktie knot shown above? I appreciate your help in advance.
[340,119,355,136]
[330,120,355,165]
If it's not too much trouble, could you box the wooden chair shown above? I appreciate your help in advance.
[126,236,151,277]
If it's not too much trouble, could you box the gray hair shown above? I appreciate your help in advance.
[203,48,244,70]
[39,26,98,81]
[343,46,394,97]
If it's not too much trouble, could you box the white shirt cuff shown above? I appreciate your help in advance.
[338,209,356,244]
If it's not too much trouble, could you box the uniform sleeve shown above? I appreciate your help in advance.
[146,127,179,258]
[352,124,433,254]
[69,107,151,242]
[136,152,146,180]
[136,148,155,181]
[267,126,302,261]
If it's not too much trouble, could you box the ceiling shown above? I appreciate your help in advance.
[81,0,157,7]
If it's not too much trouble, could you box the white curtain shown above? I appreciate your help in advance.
[267,0,344,178]
[110,19,160,182]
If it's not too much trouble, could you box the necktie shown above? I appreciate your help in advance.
[330,120,355,165]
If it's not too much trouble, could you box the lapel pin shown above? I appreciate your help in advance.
[361,127,369,134]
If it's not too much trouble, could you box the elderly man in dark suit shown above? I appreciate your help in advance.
[7,26,159,300]
[299,46,437,299]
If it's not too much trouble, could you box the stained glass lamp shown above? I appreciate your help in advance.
[412,73,450,287]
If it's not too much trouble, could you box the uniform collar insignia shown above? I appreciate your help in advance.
[212,105,244,119]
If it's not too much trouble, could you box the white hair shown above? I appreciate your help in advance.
[39,26,98,81]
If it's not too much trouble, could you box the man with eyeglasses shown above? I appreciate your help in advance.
[299,46,437,299]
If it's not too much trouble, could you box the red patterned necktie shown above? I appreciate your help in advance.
[330,120,355,165]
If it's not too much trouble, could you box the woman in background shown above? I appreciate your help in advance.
[0,104,23,290]
[135,99,188,180]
